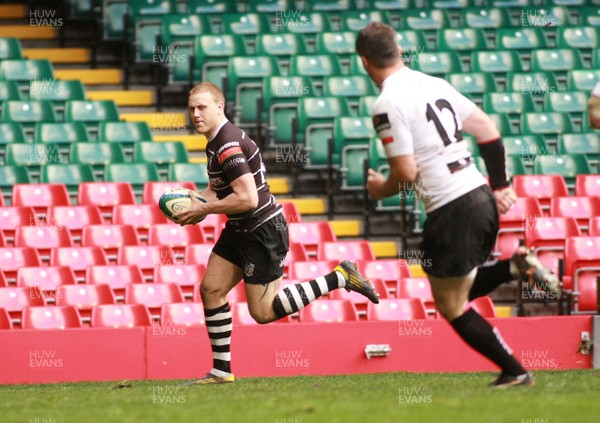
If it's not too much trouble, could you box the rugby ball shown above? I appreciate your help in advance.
[158,187,207,222]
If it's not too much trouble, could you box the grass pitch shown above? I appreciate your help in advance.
[2,370,599,423]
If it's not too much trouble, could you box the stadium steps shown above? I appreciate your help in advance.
[54,69,122,85]
[120,112,187,130]
[0,25,56,39]
[370,241,399,258]
[154,134,207,152]
[280,198,326,215]
[87,90,154,107]
[0,3,26,18]
[23,47,90,64]
[330,220,361,237]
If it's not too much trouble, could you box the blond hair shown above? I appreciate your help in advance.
[189,82,225,105]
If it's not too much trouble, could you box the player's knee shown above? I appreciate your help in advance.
[199,282,228,300]
[249,307,274,324]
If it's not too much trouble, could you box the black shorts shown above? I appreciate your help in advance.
[421,185,499,278]
[211,213,289,284]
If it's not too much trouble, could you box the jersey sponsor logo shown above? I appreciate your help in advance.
[381,136,394,145]
[222,156,246,170]
[373,113,391,132]
[218,146,244,166]
[216,141,240,155]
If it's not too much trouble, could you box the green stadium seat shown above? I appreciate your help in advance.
[247,0,294,13]
[160,14,209,48]
[0,165,30,198]
[496,28,548,50]
[275,11,331,36]
[448,72,496,98]
[556,27,599,50]
[193,34,248,89]
[459,8,510,29]
[339,10,390,31]
[0,122,26,160]
[463,134,479,157]
[227,55,280,125]
[98,121,152,156]
[358,96,378,117]
[289,54,342,79]
[368,136,387,170]
[519,6,570,27]
[5,143,64,180]
[438,28,489,52]
[187,0,237,13]
[396,30,428,56]
[595,48,600,68]
[105,163,160,193]
[410,51,463,75]
[580,6,600,27]
[133,141,189,174]
[488,113,516,135]
[349,54,368,75]
[505,155,527,177]
[403,9,449,30]
[0,81,22,102]
[0,59,54,92]
[168,162,209,189]
[483,92,535,115]
[545,91,589,114]
[261,76,316,147]
[40,164,96,195]
[322,75,377,108]
[2,100,57,136]
[64,100,120,135]
[0,37,23,61]
[503,134,551,158]
[507,72,559,94]
[533,153,591,187]
[567,69,600,91]
[303,0,356,11]
[522,112,574,136]
[333,116,375,147]
[367,0,412,10]
[219,13,269,41]
[102,0,128,40]
[29,80,86,119]
[558,133,600,163]
[34,122,90,154]
[70,142,127,175]
[315,32,356,56]
[133,18,163,63]
[531,49,584,73]
[471,50,523,74]
[296,96,352,154]
[255,33,308,72]
[340,145,369,191]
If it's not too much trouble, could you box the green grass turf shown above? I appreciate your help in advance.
[1,370,599,423]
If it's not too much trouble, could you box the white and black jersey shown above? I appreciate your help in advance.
[206,119,281,232]
[372,67,487,213]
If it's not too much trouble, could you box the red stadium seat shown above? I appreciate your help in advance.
[357,259,411,293]
[576,272,598,312]
[330,278,388,316]
[0,308,12,329]
[56,283,116,321]
[0,231,4,247]
[288,260,337,280]
[154,264,206,298]
[525,216,580,275]
[0,286,46,320]
[0,247,42,281]
[46,205,103,241]
[184,243,215,266]
[148,224,205,255]
[512,175,569,208]
[298,299,358,323]
[77,182,136,218]
[91,303,152,328]
[284,243,309,276]
[575,174,600,197]
[86,264,145,299]
[467,296,496,318]
[288,221,336,256]
[50,246,108,281]
[142,181,198,204]
[17,266,76,300]
[317,240,376,262]
[0,271,6,287]
[0,206,36,244]
[112,204,170,239]
[231,301,292,325]
[125,283,184,316]
[12,183,70,213]
[198,213,228,241]
[14,225,73,260]
[81,224,139,260]
[563,237,600,294]
[160,302,205,327]
[367,298,427,321]
[281,201,302,224]
[21,305,82,329]
[118,245,176,279]
[549,197,600,231]
[494,197,544,260]
[589,217,600,236]
[397,277,435,315]
[227,282,246,303]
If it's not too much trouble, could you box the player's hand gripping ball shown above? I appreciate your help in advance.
[158,188,207,223]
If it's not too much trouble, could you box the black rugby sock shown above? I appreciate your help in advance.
[469,260,513,301]
[204,303,232,374]
[450,308,526,376]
